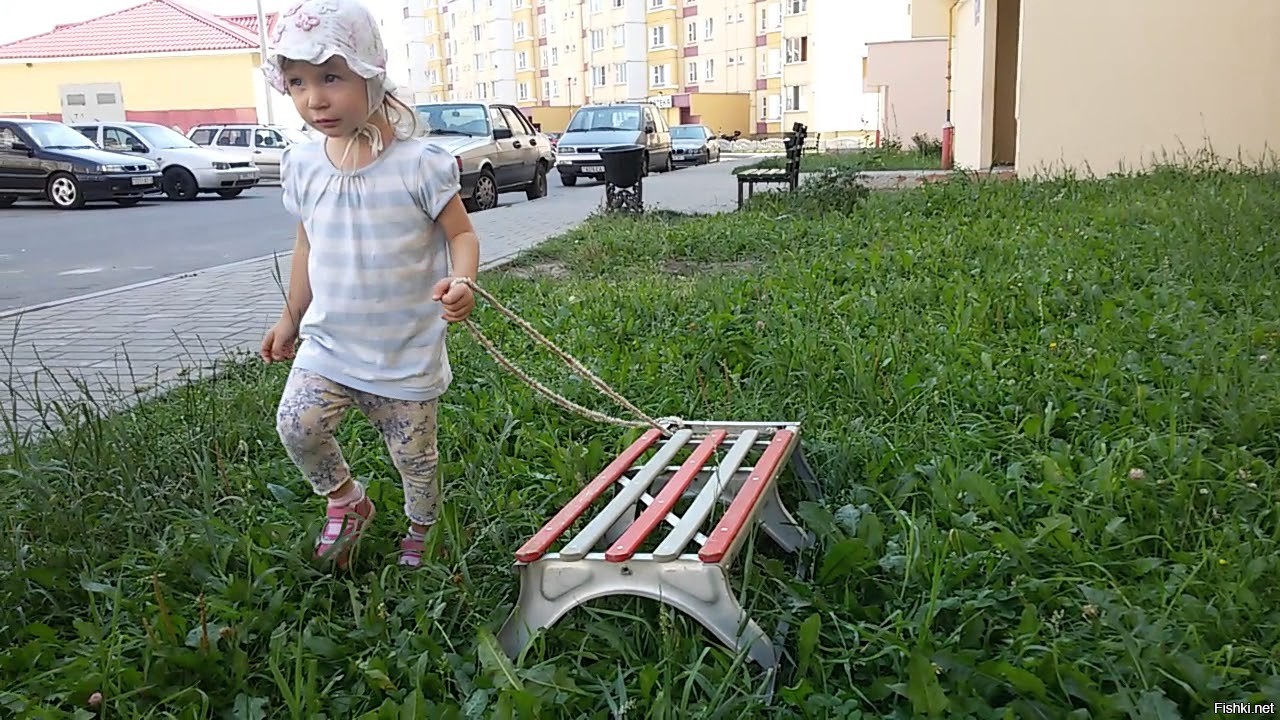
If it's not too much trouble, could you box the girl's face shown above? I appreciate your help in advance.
[282,56,371,137]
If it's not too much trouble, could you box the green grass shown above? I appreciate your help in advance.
[734,147,943,175]
[3,160,1280,718]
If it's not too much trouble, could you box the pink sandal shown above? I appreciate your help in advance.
[315,496,376,568]
[398,535,426,568]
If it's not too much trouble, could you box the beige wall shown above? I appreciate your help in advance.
[948,0,997,170]
[1015,0,1280,176]
[910,0,951,38]
[865,38,947,144]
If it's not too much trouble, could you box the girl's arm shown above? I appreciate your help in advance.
[280,222,313,327]
[437,195,480,281]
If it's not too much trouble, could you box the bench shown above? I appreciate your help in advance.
[736,123,808,209]
[496,420,823,698]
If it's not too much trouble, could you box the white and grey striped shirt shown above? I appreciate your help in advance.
[280,136,462,402]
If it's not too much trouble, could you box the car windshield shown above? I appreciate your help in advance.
[22,122,97,149]
[135,125,199,149]
[415,104,491,136]
[671,126,705,139]
[566,107,642,132]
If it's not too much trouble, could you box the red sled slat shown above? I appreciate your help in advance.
[514,428,664,563]
[605,429,728,562]
[697,429,794,563]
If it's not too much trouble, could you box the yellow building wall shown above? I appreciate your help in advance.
[1015,0,1280,176]
[949,0,997,170]
[690,93,750,136]
[527,105,578,133]
[0,53,259,114]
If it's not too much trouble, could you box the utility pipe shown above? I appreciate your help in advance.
[941,0,960,169]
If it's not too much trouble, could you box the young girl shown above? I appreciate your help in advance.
[257,0,480,570]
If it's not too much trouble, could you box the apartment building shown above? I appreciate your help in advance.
[401,0,908,137]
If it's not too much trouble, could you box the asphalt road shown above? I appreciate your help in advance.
[0,181,542,313]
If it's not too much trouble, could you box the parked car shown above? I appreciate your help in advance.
[185,123,311,181]
[0,119,162,209]
[670,123,722,166]
[414,101,554,211]
[553,102,674,186]
[71,121,260,200]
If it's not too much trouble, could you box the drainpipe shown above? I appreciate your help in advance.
[941,0,960,170]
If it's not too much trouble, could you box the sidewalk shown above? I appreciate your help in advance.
[1,160,751,445]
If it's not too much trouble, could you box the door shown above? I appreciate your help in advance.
[486,106,521,188]
[59,83,126,123]
[499,106,539,184]
[101,126,148,157]
[251,128,287,180]
[0,126,46,193]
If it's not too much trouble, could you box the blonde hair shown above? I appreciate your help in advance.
[381,91,423,140]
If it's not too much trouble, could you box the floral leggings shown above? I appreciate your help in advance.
[275,366,441,526]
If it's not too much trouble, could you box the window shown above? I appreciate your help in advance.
[472,24,482,41]
[650,25,666,47]
[614,62,628,83]
[592,65,607,86]
[786,0,806,13]
[65,93,86,106]
[704,57,715,81]
[542,79,553,97]
[703,17,714,39]
[95,93,118,105]
[785,36,808,63]
[541,48,550,66]
[785,85,803,111]
[518,82,531,100]
[517,51,528,69]
[651,63,668,87]
[591,29,605,50]
[649,0,665,8]
[686,20,697,43]
[516,21,527,38]
[613,24,626,46]
[101,127,140,151]
[590,0,602,10]
[686,60,698,84]
[612,0,623,7]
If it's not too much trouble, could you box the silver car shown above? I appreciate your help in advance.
[414,101,554,212]
[670,123,722,166]
[71,121,260,200]
[185,123,310,182]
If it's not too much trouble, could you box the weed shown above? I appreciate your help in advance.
[2,160,1279,718]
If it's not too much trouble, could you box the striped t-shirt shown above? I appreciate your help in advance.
[279,136,462,402]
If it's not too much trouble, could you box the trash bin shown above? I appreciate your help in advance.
[599,144,646,189]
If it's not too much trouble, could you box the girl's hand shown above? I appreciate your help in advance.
[432,276,475,322]
[261,317,299,362]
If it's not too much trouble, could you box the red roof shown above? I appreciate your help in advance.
[0,0,272,60]
[219,13,280,37]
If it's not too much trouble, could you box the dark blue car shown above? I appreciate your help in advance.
[0,119,164,209]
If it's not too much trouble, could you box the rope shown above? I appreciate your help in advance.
[450,277,682,436]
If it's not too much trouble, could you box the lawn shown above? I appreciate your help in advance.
[3,160,1279,719]
[734,145,943,175]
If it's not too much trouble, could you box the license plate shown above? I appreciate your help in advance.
[131,176,152,186]
[241,173,256,180]
[581,165,603,173]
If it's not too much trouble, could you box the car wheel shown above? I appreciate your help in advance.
[465,168,498,212]
[163,167,199,200]
[47,173,85,209]
[114,197,142,207]
[0,194,16,208]
[217,189,244,199]
[641,152,650,177]
[559,173,577,187]
[663,152,675,172]
[526,162,548,200]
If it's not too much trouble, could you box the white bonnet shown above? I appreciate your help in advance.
[260,0,395,113]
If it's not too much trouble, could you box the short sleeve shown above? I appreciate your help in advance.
[279,143,301,218]
[414,141,462,220]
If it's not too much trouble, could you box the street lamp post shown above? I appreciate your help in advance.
[256,0,276,124]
